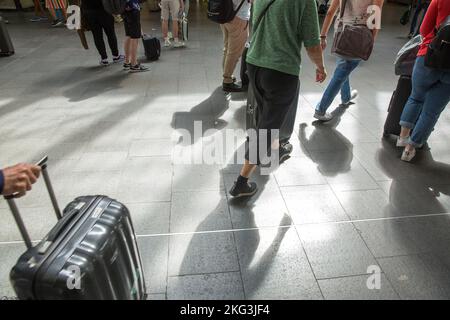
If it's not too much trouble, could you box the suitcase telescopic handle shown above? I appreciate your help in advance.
[3,156,62,249]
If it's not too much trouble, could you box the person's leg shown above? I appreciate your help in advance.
[170,0,182,45]
[245,66,299,169]
[85,10,108,61]
[221,24,229,72]
[100,11,120,58]
[129,39,139,65]
[399,57,438,139]
[124,37,131,63]
[280,82,300,144]
[222,18,248,90]
[408,75,450,148]
[161,1,170,44]
[315,58,360,118]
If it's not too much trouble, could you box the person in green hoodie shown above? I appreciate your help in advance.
[229,0,327,198]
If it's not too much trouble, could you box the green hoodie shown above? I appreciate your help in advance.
[247,0,320,76]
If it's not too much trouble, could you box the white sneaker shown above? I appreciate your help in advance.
[396,136,409,147]
[314,111,333,122]
[164,38,171,47]
[401,148,416,162]
[342,89,359,105]
[173,39,185,48]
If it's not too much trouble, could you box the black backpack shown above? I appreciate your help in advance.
[207,0,246,24]
[102,0,127,15]
[425,15,450,70]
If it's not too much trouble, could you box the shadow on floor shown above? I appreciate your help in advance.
[299,105,354,177]
[171,87,231,145]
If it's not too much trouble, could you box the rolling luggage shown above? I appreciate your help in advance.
[142,34,161,61]
[6,156,146,300]
[0,16,14,56]
[383,75,412,137]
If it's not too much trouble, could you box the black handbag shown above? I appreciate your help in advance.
[331,0,375,61]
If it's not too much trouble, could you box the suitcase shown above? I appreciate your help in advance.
[142,34,161,61]
[0,16,14,56]
[6,156,146,300]
[383,75,412,137]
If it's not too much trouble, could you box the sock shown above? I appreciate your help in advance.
[237,175,249,186]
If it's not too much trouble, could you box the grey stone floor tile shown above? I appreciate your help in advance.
[274,157,327,187]
[281,185,350,225]
[168,232,239,276]
[335,189,402,220]
[235,228,323,300]
[172,165,224,192]
[72,152,128,172]
[127,202,171,235]
[129,139,174,157]
[225,174,292,229]
[378,254,450,300]
[297,223,377,279]
[146,293,166,300]
[0,206,58,242]
[319,274,400,300]
[118,157,172,203]
[167,272,244,300]
[170,190,231,233]
[137,236,169,294]
[0,244,25,298]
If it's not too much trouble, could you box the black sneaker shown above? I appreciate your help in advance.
[130,64,150,73]
[279,142,293,164]
[223,82,243,93]
[123,63,131,70]
[229,181,258,198]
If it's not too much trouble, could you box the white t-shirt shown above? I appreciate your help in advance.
[233,0,251,21]
[336,0,374,26]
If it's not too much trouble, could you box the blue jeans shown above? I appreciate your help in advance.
[316,57,361,114]
[400,56,450,148]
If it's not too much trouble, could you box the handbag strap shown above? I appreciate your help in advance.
[235,0,247,16]
[339,0,348,20]
[252,0,277,36]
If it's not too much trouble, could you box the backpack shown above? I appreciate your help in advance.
[207,0,246,24]
[102,0,128,15]
[425,15,450,70]
[395,35,422,76]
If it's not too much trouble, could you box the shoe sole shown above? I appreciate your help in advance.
[279,154,291,164]
[230,188,258,198]
[129,69,150,73]
[314,116,333,122]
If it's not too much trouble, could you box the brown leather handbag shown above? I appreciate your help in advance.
[331,0,374,61]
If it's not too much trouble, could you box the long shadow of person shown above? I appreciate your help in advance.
[377,139,450,217]
[374,141,450,298]
[170,142,292,298]
[299,105,354,177]
[171,87,232,145]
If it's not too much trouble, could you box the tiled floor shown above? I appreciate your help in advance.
[1,2,450,300]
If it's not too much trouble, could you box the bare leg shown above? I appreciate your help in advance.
[48,8,57,20]
[130,39,139,65]
[34,0,44,16]
[124,37,131,64]
[172,19,179,40]
[162,19,169,39]
[400,127,411,138]
[240,161,256,179]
